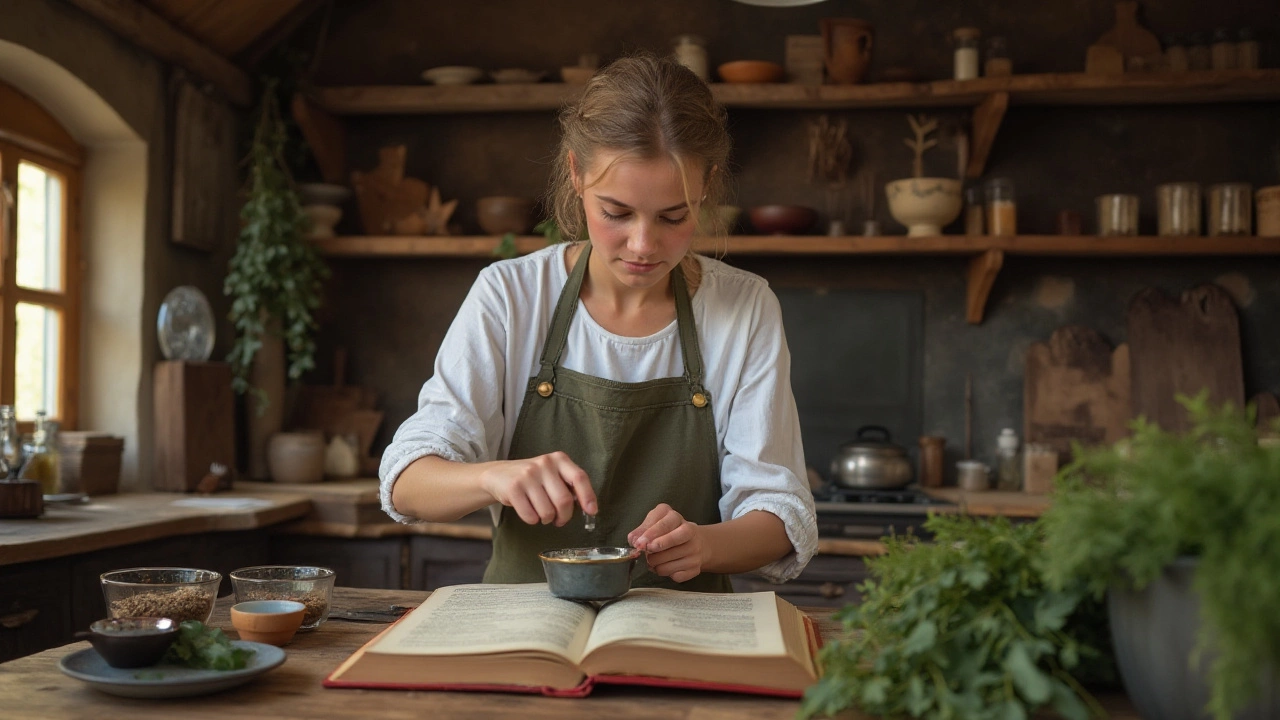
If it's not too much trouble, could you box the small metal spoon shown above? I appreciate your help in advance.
[583,512,596,532]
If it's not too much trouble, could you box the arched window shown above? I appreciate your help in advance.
[0,79,82,429]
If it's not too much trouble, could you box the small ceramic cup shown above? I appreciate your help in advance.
[75,617,179,668]
[230,600,306,646]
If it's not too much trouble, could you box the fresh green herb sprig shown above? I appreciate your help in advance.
[1041,392,1280,720]
[162,621,254,671]
[800,515,1107,720]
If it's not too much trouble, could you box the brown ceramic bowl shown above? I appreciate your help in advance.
[717,61,785,84]
[477,196,536,235]
[748,205,818,235]
[230,600,306,646]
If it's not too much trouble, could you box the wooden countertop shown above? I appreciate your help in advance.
[0,586,1139,719]
[923,488,1052,518]
[0,492,313,567]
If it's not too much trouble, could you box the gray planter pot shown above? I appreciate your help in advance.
[1108,556,1280,720]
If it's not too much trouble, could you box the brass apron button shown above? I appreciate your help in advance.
[691,392,707,408]
[537,382,554,397]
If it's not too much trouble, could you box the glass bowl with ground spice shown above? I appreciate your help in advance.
[100,567,221,624]
[230,565,335,631]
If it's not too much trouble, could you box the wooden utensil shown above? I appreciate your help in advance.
[1024,325,1131,463]
[1127,285,1244,433]
[1093,1,1161,69]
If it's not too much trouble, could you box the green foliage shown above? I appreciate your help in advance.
[492,232,518,260]
[162,621,254,670]
[534,218,569,245]
[800,515,1108,720]
[224,80,330,403]
[1040,392,1280,719]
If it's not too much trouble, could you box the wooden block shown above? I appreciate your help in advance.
[153,361,236,492]
[1086,45,1125,75]
[0,479,43,518]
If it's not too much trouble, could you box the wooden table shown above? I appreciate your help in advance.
[1,587,1139,719]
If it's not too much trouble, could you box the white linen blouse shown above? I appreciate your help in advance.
[379,243,817,582]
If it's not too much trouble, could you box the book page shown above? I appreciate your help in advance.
[582,589,786,658]
[370,583,596,661]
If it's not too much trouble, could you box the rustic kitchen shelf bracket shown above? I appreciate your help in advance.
[966,248,1004,324]
[292,93,348,184]
[966,91,1009,179]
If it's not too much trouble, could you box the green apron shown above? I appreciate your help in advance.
[484,244,731,593]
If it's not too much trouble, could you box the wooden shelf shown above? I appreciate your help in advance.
[312,234,1280,324]
[314,70,1280,115]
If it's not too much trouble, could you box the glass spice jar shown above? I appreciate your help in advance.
[984,36,1012,76]
[984,177,1016,236]
[672,35,709,82]
[1187,32,1211,71]
[1156,182,1201,236]
[1164,33,1189,73]
[1208,183,1253,236]
[1237,28,1259,70]
[1097,194,1140,236]
[1211,28,1238,70]
[965,185,985,235]
[953,27,981,80]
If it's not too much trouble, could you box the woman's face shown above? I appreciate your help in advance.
[576,150,703,294]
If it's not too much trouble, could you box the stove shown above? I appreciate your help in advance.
[811,486,955,540]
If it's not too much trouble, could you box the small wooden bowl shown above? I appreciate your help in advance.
[230,600,306,646]
[748,205,818,235]
[717,61,785,84]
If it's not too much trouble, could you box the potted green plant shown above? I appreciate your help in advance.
[1041,392,1280,720]
[224,79,329,477]
[799,514,1111,720]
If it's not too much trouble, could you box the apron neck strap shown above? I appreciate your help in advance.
[539,244,706,387]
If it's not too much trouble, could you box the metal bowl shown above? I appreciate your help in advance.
[540,547,641,601]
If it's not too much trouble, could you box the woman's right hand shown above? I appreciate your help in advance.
[478,451,598,526]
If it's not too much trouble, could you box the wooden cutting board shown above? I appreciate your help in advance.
[1024,325,1131,463]
[1127,285,1244,433]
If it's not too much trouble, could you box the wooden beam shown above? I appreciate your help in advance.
[966,248,1004,324]
[236,0,323,69]
[291,93,346,184]
[966,92,1008,178]
[64,0,254,106]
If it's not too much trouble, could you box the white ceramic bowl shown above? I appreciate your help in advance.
[422,66,484,85]
[302,204,343,239]
[298,183,351,206]
[885,178,963,237]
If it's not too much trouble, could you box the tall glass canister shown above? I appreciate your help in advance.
[1157,183,1201,236]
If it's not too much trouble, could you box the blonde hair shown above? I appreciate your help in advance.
[547,53,731,285]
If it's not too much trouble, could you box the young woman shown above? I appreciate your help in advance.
[381,53,816,592]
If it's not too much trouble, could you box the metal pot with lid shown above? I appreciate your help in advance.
[829,425,914,489]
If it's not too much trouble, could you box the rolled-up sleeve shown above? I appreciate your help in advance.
[717,289,817,582]
[379,268,509,524]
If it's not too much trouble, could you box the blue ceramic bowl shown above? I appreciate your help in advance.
[540,547,641,601]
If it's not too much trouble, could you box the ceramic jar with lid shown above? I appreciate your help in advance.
[953,27,981,80]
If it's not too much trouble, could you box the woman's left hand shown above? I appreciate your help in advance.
[627,504,708,583]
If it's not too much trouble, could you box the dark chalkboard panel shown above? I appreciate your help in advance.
[775,288,924,484]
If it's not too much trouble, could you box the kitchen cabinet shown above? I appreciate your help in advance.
[269,535,404,590]
[0,559,72,663]
[407,536,490,591]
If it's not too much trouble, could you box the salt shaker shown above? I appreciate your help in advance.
[953,28,981,80]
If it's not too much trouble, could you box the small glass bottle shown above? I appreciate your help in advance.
[0,405,20,479]
[984,177,1017,236]
[965,185,985,235]
[19,411,60,495]
[1157,182,1201,236]
[1237,28,1259,70]
[953,28,981,80]
[1187,32,1211,71]
[1208,183,1253,236]
[1211,28,1238,70]
[672,35,709,82]
[996,428,1021,491]
[1164,33,1189,73]
[984,36,1012,76]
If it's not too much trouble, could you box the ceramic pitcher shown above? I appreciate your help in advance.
[821,18,874,84]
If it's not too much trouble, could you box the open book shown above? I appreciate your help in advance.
[325,583,821,698]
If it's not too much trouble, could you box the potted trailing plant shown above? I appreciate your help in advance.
[799,514,1111,720]
[224,79,329,477]
[1041,393,1280,720]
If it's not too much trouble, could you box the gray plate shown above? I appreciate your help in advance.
[58,641,285,698]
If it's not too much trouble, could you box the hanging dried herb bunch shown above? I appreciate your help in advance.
[224,79,329,404]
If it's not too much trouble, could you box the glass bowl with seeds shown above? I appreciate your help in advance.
[229,565,336,630]
[100,567,221,624]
